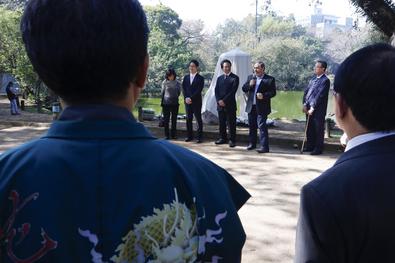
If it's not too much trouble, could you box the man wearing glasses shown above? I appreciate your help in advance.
[302,60,330,155]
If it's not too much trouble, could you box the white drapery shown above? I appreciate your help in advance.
[202,48,252,124]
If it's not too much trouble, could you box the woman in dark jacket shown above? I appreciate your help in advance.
[161,68,181,139]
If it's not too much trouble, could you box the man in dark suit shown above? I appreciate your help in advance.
[214,59,239,147]
[302,60,330,155]
[182,59,205,143]
[295,43,395,263]
[242,62,276,153]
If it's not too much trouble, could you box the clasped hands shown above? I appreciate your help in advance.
[185,97,192,104]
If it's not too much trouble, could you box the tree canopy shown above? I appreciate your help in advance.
[350,0,395,37]
[144,5,194,94]
[0,1,393,103]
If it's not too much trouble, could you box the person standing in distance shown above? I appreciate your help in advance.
[161,68,181,139]
[242,62,276,153]
[302,60,330,155]
[182,60,205,143]
[5,82,20,115]
[214,59,239,148]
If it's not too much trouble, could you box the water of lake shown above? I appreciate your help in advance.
[137,90,335,121]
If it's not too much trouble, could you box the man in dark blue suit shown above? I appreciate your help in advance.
[295,43,395,263]
[182,60,205,143]
[302,60,330,155]
[214,59,239,147]
[0,0,250,261]
[242,62,276,153]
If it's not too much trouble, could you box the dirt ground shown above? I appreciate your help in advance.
[0,123,339,262]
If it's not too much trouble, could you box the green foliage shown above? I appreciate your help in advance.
[254,37,323,90]
[0,6,51,110]
[0,6,38,89]
[0,0,26,10]
[208,14,325,90]
[259,15,296,38]
[144,5,193,94]
[349,0,395,37]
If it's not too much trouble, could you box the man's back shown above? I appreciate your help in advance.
[0,106,250,262]
[296,135,395,262]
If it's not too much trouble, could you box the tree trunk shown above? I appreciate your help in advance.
[34,80,42,113]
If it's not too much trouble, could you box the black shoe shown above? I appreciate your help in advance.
[196,139,202,143]
[185,137,193,142]
[215,139,227,145]
[229,141,236,148]
[256,148,269,153]
[310,150,322,155]
[246,144,256,150]
[171,135,177,139]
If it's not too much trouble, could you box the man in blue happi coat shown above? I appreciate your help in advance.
[0,0,250,262]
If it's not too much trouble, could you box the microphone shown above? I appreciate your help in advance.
[250,74,257,90]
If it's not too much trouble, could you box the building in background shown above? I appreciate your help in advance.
[297,4,353,38]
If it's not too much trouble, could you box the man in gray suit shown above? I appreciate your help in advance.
[242,62,276,153]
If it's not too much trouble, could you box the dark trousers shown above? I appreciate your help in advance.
[306,113,325,152]
[248,105,269,150]
[218,108,236,142]
[185,103,203,139]
[162,104,179,138]
[10,99,19,115]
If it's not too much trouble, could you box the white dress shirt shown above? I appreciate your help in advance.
[253,75,264,105]
[190,73,197,85]
[345,131,395,152]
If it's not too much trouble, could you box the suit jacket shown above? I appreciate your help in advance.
[303,74,330,118]
[182,73,205,106]
[295,134,395,263]
[215,72,239,111]
[0,105,250,263]
[5,85,16,100]
[242,74,276,115]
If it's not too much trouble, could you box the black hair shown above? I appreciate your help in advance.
[189,60,199,68]
[256,61,265,70]
[6,82,13,88]
[220,59,232,69]
[316,60,327,70]
[21,0,149,104]
[334,43,395,131]
[165,68,177,80]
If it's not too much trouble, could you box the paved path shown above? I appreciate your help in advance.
[0,125,339,262]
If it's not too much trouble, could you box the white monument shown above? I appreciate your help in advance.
[201,48,252,124]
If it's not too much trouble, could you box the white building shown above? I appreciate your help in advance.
[297,5,353,38]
